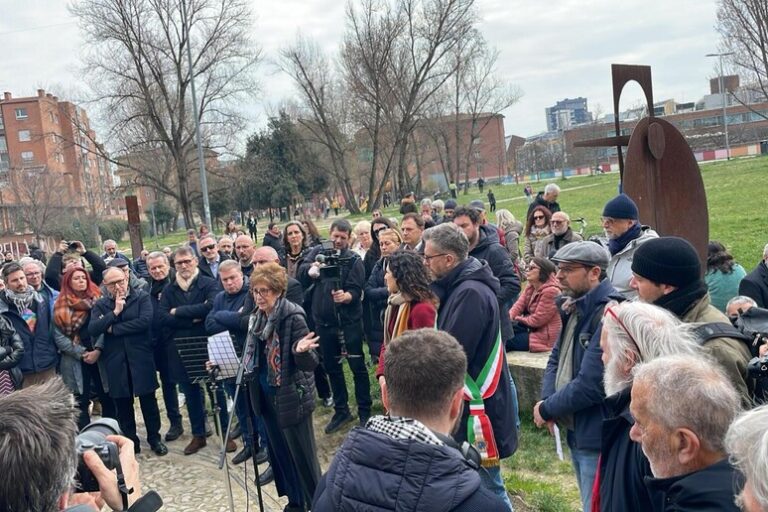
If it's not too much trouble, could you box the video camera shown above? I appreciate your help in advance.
[731,306,768,380]
[315,240,355,283]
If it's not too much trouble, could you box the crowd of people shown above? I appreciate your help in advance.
[1,185,767,512]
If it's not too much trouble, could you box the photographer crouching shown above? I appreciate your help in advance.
[298,219,372,434]
[0,376,158,512]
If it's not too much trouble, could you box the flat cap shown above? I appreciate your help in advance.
[469,199,485,212]
[551,241,610,269]
[107,259,129,268]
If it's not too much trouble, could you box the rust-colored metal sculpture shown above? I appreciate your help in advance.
[574,64,709,265]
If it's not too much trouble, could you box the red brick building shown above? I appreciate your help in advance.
[0,89,116,232]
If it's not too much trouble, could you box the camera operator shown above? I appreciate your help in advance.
[298,219,372,434]
[0,376,142,512]
[727,295,768,403]
[45,240,108,291]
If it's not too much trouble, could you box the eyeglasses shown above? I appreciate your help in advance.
[201,245,217,252]
[24,271,42,277]
[423,253,447,261]
[556,264,588,274]
[550,220,565,225]
[252,260,271,265]
[175,259,195,267]
[252,287,273,297]
[104,279,126,287]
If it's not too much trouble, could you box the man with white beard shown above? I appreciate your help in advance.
[594,301,699,512]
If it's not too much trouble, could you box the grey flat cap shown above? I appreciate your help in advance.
[551,241,610,269]
[469,199,485,211]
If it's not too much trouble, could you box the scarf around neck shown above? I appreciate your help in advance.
[608,222,642,255]
[248,297,286,386]
[176,268,200,292]
[653,279,708,318]
[382,292,410,345]
[5,286,41,313]
[54,293,97,343]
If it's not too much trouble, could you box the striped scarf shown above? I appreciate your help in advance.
[382,293,410,345]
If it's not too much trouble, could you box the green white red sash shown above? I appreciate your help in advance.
[463,329,504,467]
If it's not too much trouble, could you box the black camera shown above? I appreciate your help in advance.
[62,240,80,251]
[748,355,768,379]
[74,418,122,493]
[315,240,354,282]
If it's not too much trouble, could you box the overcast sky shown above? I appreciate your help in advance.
[1,0,722,142]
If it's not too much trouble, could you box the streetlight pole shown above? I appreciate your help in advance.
[181,0,212,229]
[706,52,735,161]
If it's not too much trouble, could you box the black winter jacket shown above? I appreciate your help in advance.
[363,258,388,347]
[469,224,521,343]
[739,261,768,309]
[432,258,518,459]
[644,458,742,511]
[312,426,508,511]
[45,250,107,291]
[598,388,654,512]
[0,315,24,389]
[89,290,158,398]
[246,300,318,427]
[298,246,365,326]
[0,291,57,375]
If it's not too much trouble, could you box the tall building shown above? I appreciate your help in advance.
[0,89,116,232]
[545,97,593,132]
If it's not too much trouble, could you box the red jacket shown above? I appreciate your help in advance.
[376,301,437,378]
[509,275,561,352]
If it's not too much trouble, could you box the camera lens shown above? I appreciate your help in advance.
[77,418,121,445]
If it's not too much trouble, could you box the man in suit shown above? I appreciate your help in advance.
[198,235,230,280]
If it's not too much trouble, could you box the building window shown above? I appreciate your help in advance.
[21,151,34,162]
[0,113,4,130]
[15,108,28,120]
[18,130,31,142]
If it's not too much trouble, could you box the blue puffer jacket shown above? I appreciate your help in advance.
[205,281,249,349]
[0,290,57,374]
[312,426,507,511]
[539,278,622,451]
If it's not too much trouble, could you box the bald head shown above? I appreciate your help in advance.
[235,235,255,265]
[252,246,280,266]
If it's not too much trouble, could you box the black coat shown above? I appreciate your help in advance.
[644,458,742,511]
[262,232,285,259]
[158,273,220,383]
[598,388,654,512]
[364,258,388,347]
[88,290,157,398]
[198,252,231,280]
[739,261,768,308]
[432,258,518,459]
[312,426,508,511]
[246,300,318,427]
[526,192,561,217]
[0,315,24,389]
[469,225,521,343]
[0,291,57,375]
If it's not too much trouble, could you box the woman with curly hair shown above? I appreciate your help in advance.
[374,250,438,382]
[282,221,310,279]
[53,267,115,428]
[705,240,747,312]
[522,205,552,265]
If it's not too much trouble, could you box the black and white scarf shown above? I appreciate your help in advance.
[367,415,444,447]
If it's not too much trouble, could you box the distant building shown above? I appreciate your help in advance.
[0,89,116,233]
[545,97,593,132]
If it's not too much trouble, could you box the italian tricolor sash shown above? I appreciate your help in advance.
[463,329,504,467]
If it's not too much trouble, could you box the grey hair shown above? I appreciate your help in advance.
[146,251,169,264]
[175,246,196,259]
[422,223,469,261]
[19,256,46,273]
[219,259,242,274]
[726,295,758,310]
[420,197,432,207]
[0,376,78,511]
[632,355,740,453]
[432,199,444,212]
[102,239,116,249]
[603,302,699,395]
[495,209,517,230]
[726,404,768,511]
[552,211,570,222]
[544,183,561,195]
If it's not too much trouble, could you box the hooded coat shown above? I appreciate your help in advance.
[312,427,507,512]
[432,257,518,459]
[509,274,562,352]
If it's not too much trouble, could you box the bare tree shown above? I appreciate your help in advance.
[70,0,261,228]
[6,167,70,242]
[717,0,768,116]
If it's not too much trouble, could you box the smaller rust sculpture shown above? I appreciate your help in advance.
[574,64,709,265]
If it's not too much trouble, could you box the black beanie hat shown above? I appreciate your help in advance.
[631,237,701,287]
[602,193,639,220]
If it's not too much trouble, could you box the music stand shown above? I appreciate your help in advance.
[175,336,236,512]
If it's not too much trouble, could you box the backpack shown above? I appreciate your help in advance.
[691,322,754,351]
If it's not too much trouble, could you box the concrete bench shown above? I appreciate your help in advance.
[507,351,550,413]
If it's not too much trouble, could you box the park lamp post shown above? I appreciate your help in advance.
[706,52,735,161]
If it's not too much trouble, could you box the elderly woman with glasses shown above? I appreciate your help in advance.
[245,262,321,511]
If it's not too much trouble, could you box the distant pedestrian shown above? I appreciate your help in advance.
[449,180,457,199]
[524,184,533,204]
[477,177,485,193]
[487,189,496,212]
